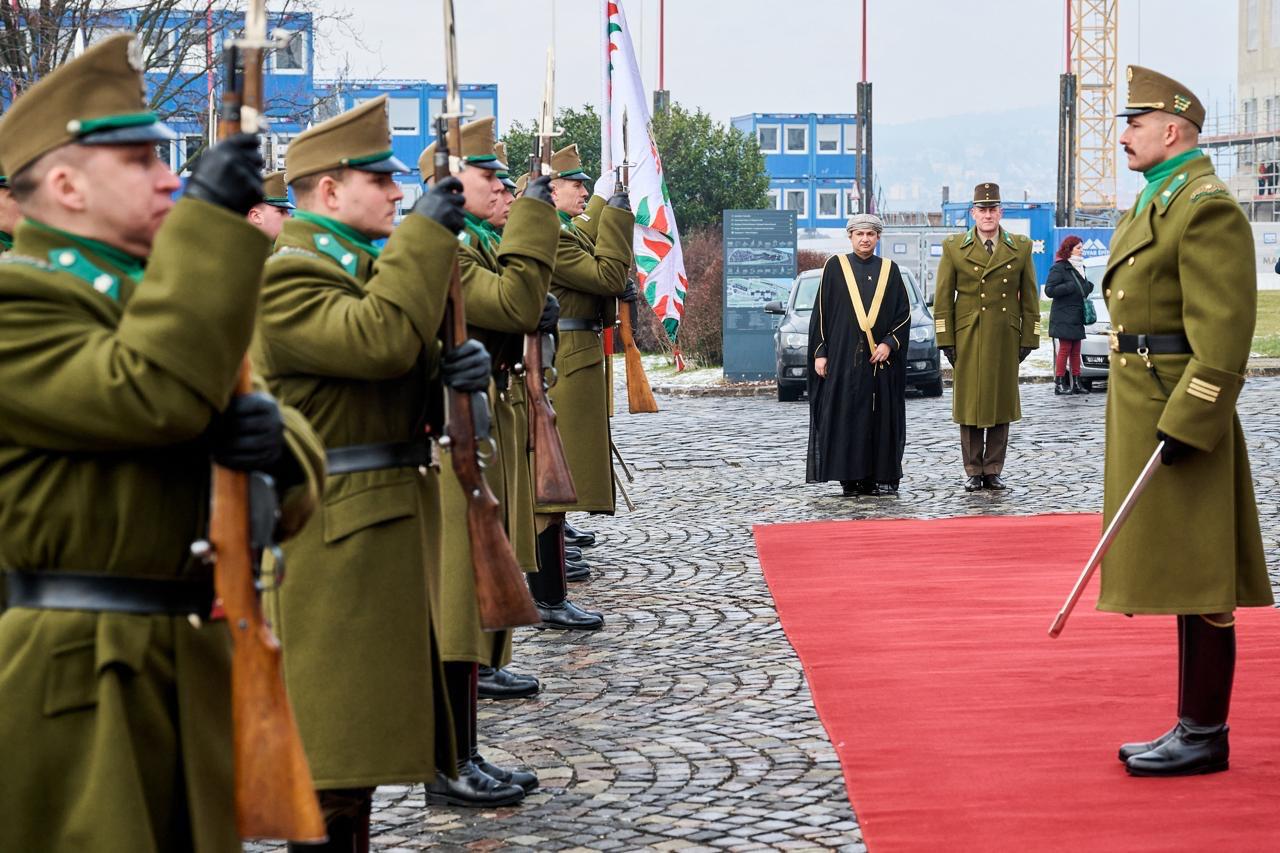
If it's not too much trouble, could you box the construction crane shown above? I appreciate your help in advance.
[1058,0,1119,224]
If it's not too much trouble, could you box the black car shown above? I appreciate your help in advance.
[764,265,943,402]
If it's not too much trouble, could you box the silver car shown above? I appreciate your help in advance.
[1076,254,1112,384]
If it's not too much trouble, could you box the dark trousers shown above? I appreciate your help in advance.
[960,423,1009,476]
[287,788,374,853]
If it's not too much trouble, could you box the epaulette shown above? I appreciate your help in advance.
[1189,180,1231,203]
[269,245,324,263]
[0,252,54,272]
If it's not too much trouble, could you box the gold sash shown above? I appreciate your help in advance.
[836,254,893,352]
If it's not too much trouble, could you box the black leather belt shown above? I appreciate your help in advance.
[1110,332,1192,355]
[558,318,603,333]
[5,570,213,615]
[326,441,431,475]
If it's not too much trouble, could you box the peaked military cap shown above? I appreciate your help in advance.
[263,169,294,209]
[514,173,530,195]
[972,182,1001,208]
[494,141,518,190]
[417,116,506,178]
[551,144,591,182]
[1118,65,1205,131]
[286,95,409,184]
[0,34,175,178]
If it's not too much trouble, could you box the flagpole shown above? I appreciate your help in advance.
[600,0,613,174]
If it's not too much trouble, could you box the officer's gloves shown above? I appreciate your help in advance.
[620,281,639,303]
[209,391,285,471]
[1018,346,1034,363]
[537,292,560,333]
[607,191,631,211]
[941,346,956,366]
[1156,430,1193,466]
[592,173,615,202]
[524,175,555,206]
[442,338,492,393]
[413,176,467,234]
[184,133,265,215]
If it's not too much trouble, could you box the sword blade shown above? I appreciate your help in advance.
[443,0,461,115]
[1048,441,1166,638]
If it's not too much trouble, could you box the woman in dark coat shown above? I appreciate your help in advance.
[1043,234,1094,395]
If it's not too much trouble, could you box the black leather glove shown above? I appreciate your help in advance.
[184,133,264,215]
[941,346,956,366]
[1019,346,1034,363]
[1157,430,1194,466]
[620,281,639,303]
[412,176,466,234]
[208,391,284,471]
[607,191,631,210]
[442,338,492,392]
[537,292,560,333]
[524,175,554,206]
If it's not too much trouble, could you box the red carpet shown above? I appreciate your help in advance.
[755,513,1280,852]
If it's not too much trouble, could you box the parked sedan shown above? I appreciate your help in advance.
[1077,254,1112,385]
[765,266,943,401]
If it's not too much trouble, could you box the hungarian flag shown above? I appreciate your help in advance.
[601,0,688,350]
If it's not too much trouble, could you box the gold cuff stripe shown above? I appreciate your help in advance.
[1189,377,1221,394]
[1033,321,1042,335]
[935,319,946,332]
[1186,380,1220,403]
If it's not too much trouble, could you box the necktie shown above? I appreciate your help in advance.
[984,239,994,255]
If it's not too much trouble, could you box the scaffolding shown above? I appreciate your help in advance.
[1201,109,1280,221]
[1072,0,1118,212]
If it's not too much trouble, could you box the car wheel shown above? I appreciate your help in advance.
[920,378,944,398]
[777,382,802,402]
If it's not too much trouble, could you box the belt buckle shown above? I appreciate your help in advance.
[1108,330,1120,352]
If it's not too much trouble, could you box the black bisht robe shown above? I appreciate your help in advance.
[806,252,911,484]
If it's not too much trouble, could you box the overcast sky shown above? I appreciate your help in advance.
[311,0,1239,130]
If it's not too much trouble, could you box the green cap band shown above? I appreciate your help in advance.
[342,148,394,167]
[68,111,160,136]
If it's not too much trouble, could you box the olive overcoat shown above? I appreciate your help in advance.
[0,201,324,853]
[438,199,558,664]
[252,212,458,789]
[541,195,635,514]
[1097,153,1272,614]
[933,227,1041,427]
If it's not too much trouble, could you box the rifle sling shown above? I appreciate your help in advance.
[4,570,214,615]
[326,441,433,475]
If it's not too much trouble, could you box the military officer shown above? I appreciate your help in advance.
[0,163,18,249]
[933,182,1040,491]
[1100,67,1273,777]
[531,143,635,630]
[250,96,492,848]
[0,35,325,852]
[417,117,557,805]
[246,168,294,240]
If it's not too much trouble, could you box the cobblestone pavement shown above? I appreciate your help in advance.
[256,378,1280,852]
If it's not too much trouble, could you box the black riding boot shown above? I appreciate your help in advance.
[1126,615,1234,776]
[288,788,373,853]
[529,519,603,630]
[424,663,525,806]
[1119,616,1185,761]
[465,662,539,793]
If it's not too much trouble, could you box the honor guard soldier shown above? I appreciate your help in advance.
[249,96,491,848]
[0,35,325,852]
[532,143,635,629]
[417,117,557,806]
[1102,67,1273,777]
[0,162,18,249]
[934,182,1040,491]
[246,168,295,240]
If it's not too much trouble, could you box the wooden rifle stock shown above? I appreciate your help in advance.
[437,117,539,631]
[208,22,325,844]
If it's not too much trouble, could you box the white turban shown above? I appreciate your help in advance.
[845,213,884,234]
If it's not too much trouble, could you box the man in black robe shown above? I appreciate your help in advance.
[806,213,911,496]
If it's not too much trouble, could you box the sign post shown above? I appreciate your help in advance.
[722,209,798,381]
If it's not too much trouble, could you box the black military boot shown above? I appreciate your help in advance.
[1119,616,1185,762]
[1126,615,1234,777]
[425,663,526,806]
[1071,373,1089,394]
[563,518,597,547]
[530,521,603,630]
[477,665,541,699]
[290,788,373,853]
[464,663,539,794]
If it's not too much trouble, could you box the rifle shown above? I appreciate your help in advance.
[615,108,658,414]
[437,0,540,630]
[522,47,578,506]
[204,2,325,842]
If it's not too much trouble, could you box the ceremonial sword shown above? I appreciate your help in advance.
[1048,441,1165,638]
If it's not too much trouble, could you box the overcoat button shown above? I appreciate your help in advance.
[1117,290,1125,300]
[1120,357,1128,367]
[1127,257,1135,266]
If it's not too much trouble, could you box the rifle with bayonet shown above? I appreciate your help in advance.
[205,1,325,842]
[614,108,658,414]
[522,47,578,506]
[437,0,540,630]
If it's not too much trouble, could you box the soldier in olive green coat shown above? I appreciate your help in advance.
[1099,67,1273,778]
[0,35,324,853]
[250,97,493,848]
[528,144,635,630]
[933,182,1040,492]
[417,118,557,807]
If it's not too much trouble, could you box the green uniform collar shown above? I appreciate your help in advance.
[463,212,501,253]
[21,218,146,300]
[557,209,577,232]
[292,210,383,261]
[1135,147,1202,214]
[0,230,12,251]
